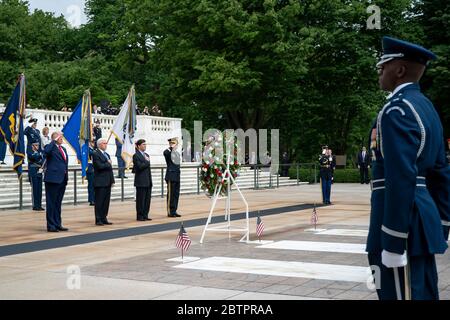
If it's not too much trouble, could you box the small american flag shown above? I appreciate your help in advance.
[256,216,264,238]
[311,204,318,228]
[175,224,191,252]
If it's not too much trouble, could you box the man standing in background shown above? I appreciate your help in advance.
[24,118,41,154]
[358,146,371,184]
[27,142,44,211]
[115,137,127,179]
[319,146,333,205]
[87,140,95,206]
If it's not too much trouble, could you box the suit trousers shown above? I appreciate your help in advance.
[45,181,66,230]
[360,166,369,184]
[94,186,111,223]
[136,187,152,219]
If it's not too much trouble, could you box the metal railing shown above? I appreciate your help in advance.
[0,162,317,210]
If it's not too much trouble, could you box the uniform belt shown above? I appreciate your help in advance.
[371,176,426,191]
[321,165,330,168]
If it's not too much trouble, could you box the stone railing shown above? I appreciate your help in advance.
[0,108,183,165]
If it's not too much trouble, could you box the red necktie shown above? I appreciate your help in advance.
[59,145,66,161]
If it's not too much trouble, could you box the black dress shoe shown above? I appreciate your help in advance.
[47,229,59,232]
[39,207,45,211]
[137,218,145,221]
[103,221,113,225]
[89,202,95,206]
[32,208,39,211]
[57,227,69,231]
[96,222,104,226]
[144,218,152,221]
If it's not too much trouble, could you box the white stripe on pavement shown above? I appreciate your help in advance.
[256,240,366,254]
[174,256,370,282]
[314,229,368,237]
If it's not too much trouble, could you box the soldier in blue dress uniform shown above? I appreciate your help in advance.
[366,36,450,300]
[86,141,95,206]
[24,118,42,155]
[27,142,44,211]
[115,137,127,178]
[319,146,333,204]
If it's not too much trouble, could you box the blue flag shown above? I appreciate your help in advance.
[62,90,92,180]
[0,74,26,177]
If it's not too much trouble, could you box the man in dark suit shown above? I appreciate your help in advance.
[28,142,44,211]
[357,146,370,184]
[92,138,115,225]
[43,132,69,232]
[164,137,181,217]
[132,139,153,221]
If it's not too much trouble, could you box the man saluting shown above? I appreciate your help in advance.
[164,137,181,217]
[366,36,450,300]
[43,132,69,232]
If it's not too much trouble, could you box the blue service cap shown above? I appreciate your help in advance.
[376,36,437,67]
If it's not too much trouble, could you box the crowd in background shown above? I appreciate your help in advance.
[59,103,163,117]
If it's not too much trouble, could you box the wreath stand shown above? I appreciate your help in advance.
[199,151,249,244]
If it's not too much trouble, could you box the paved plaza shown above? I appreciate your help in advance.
[0,183,449,300]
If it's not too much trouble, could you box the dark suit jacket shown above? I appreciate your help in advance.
[132,151,153,188]
[163,147,180,182]
[357,151,370,167]
[43,141,68,184]
[92,149,115,187]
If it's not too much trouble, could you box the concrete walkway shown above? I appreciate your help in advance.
[0,184,449,300]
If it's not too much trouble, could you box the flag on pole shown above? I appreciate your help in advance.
[110,85,137,168]
[256,216,264,238]
[176,224,192,252]
[0,74,26,178]
[62,90,93,181]
[311,204,318,229]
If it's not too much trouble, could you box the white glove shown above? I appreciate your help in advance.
[382,250,407,268]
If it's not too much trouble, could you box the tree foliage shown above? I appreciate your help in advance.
[0,0,448,162]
